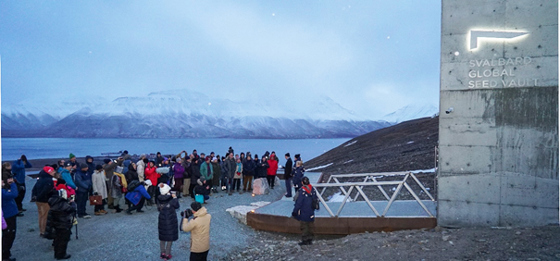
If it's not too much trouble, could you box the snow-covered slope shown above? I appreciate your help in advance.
[382,104,438,123]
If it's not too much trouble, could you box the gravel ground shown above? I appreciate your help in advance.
[11,176,288,261]
[223,226,560,261]
[11,176,560,261]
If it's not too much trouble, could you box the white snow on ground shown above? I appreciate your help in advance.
[226,201,270,225]
[407,141,414,144]
[307,163,333,171]
[410,168,436,173]
[344,140,358,147]
[327,192,354,202]
[343,159,354,164]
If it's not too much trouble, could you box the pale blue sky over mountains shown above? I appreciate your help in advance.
[1,1,441,120]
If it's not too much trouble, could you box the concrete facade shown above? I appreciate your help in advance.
[438,0,558,226]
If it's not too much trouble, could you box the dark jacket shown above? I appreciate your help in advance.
[75,169,92,192]
[224,158,236,179]
[32,170,55,203]
[182,161,192,180]
[293,166,305,189]
[85,156,95,175]
[157,194,180,241]
[255,160,269,178]
[12,159,32,185]
[189,162,201,184]
[243,160,256,176]
[125,164,139,184]
[47,194,75,230]
[211,162,221,184]
[2,183,19,218]
[292,185,315,222]
[284,158,293,178]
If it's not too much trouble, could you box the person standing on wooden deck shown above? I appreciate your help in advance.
[292,176,316,246]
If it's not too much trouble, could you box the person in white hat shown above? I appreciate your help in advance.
[156,183,179,260]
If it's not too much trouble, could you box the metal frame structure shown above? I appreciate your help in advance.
[313,171,436,218]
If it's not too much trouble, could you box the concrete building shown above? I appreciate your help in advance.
[438,0,558,226]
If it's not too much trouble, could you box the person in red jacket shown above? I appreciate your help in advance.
[144,161,159,205]
[266,151,279,189]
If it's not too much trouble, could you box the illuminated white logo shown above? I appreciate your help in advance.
[469,30,529,50]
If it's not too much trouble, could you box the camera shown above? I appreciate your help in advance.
[181,208,194,218]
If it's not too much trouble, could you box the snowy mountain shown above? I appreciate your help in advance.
[1,94,104,131]
[382,104,439,123]
[2,90,390,138]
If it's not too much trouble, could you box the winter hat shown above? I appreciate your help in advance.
[64,162,72,167]
[159,184,171,195]
[43,166,55,175]
[69,153,76,159]
[205,156,211,161]
[285,153,290,157]
[212,157,217,161]
[176,158,182,163]
[95,165,103,171]
[80,163,88,169]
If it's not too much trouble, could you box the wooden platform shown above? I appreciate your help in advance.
[247,200,437,234]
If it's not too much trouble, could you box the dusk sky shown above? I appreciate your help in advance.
[1,1,441,119]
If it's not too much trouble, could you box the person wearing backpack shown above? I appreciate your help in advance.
[291,176,316,246]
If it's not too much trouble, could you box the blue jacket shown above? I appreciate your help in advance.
[75,169,92,192]
[2,183,19,218]
[59,168,77,190]
[125,185,151,205]
[292,185,315,222]
[293,167,305,188]
[12,159,32,185]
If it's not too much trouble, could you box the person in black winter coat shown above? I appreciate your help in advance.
[283,153,293,197]
[256,156,269,178]
[125,163,139,184]
[157,184,179,260]
[188,159,201,199]
[292,176,316,246]
[242,155,256,192]
[31,166,57,237]
[48,189,76,260]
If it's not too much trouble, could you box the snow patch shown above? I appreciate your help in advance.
[409,168,436,173]
[226,201,270,225]
[306,163,333,171]
[343,159,354,164]
[328,192,354,202]
[406,141,414,144]
[344,140,358,147]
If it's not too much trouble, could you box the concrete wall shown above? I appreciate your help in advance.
[438,0,558,226]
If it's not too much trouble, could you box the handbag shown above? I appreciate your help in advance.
[89,195,103,205]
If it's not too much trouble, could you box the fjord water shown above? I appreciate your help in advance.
[1,138,349,162]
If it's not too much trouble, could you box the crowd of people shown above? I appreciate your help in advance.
[1,147,310,260]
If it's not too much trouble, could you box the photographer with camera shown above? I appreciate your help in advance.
[181,201,211,261]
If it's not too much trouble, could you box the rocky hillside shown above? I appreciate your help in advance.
[306,116,439,175]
